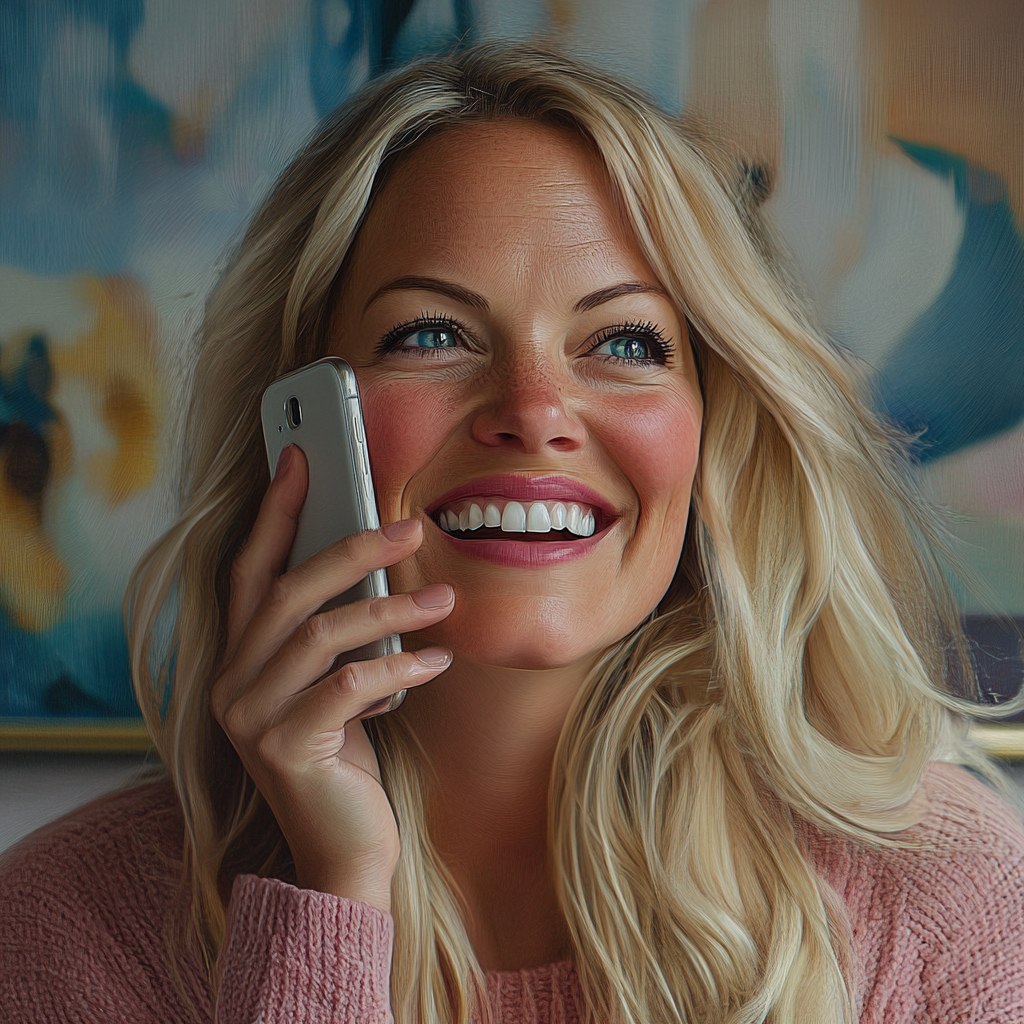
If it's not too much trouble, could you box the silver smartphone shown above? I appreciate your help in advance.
[261,357,403,708]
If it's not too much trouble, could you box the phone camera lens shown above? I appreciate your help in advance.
[287,396,302,429]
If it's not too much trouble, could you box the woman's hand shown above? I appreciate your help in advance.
[210,444,453,914]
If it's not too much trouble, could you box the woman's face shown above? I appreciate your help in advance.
[329,120,703,670]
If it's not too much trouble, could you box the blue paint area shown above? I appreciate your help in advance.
[388,0,472,68]
[0,335,56,436]
[0,1,484,724]
[309,0,470,119]
[1,0,469,274]
[0,607,139,718]
[0,0,173,276]
[876,141,1024,462]
[0,332,139,719]
[0,1,145,122]
[1,334,56,518]
[310,0,378,118]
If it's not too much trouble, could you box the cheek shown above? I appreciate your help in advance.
[358,377,457,516]
[600,393,702,516]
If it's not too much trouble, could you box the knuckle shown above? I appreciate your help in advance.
[266,574,299,613]
[220,699,249,741]
[331,661,364,696]
[325,531,360,561]
[393,653,421,683]
[228,550,250,590]
[370,654,404,691]
[253,725,287,769]
[366,596,391,625]
[334,527,382,566]
[297,613,330,651]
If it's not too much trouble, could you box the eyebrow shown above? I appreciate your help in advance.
[363,276,668,315]
[364,276,488,313]
[572,282,668,313]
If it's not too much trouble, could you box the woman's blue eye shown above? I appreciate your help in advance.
[588,323,671,365]
[597,336,655,360]
[375,317,471,358]
[403,328,458,349]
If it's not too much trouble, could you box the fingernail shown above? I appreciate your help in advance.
[414,647,452,668]
[355,695,393,720]
[383,518,420,542]
[411,584,453,610]
[276,444,295,477]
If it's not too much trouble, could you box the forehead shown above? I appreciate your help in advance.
[343,119,655,294]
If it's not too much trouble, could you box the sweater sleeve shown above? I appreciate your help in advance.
[216,875,395,1024]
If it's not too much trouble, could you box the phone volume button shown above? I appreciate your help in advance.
[349,408,364,442]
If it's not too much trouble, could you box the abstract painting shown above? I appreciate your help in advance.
[1,0,1020,748]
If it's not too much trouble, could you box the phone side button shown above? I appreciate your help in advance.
[348,403,365,442]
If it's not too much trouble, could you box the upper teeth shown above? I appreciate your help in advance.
[436,500,597,537]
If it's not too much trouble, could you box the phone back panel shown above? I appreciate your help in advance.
[261,358,399,662]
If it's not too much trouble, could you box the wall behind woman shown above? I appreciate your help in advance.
[0,1,1020,742]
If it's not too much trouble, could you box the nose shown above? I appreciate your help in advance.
[470,351,587,454]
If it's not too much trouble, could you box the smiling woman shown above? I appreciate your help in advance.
[333,119,702,660]
[2,42,1024,1024]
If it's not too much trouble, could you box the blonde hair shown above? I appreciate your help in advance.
[127,42,1022,1024]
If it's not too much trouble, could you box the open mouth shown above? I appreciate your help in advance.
[430,498,607,541]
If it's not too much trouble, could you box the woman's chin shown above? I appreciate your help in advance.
[408,619,601,673]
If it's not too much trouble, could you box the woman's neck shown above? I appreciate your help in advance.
[400,655,595,970]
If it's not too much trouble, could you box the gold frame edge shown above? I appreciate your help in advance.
[0,720,153,752]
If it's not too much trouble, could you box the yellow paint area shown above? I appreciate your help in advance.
[0,273,160,632]
[52,275,161,503]
[0,476,69,632]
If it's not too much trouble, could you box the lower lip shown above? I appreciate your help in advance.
[433,520,615,567]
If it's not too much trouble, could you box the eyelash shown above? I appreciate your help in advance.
[375,314,673,366]
[590,321,672,367]
[375,314,465,359]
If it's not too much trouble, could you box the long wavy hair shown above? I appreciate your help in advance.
[127,42,1022,1024]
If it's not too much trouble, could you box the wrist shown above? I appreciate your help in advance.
[294,867,394,914]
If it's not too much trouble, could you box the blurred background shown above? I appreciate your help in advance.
[0,0,1022,847]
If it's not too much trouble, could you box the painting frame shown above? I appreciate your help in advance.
[0,722,1022,759]
[0,718,151,752]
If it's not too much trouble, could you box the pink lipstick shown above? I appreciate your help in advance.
[424,474,619,567]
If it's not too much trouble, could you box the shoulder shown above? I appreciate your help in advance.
[806,760,1024,895]
[871,760,1024,905]
[872,761,1024,952]
[805,762,1024,1022]
[0,777,185,900]
[914,759,1024,857]
[0,779,207,1022]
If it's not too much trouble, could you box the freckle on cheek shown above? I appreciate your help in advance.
[611,407,701,487]
[361,385,460,514]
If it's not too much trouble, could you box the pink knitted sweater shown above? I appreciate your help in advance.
[1,761,1023,1023]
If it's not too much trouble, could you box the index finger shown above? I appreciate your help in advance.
[224,444,307,664]
[226,518,425,687]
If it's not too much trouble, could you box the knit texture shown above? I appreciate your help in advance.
[1,761,1022,1023]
